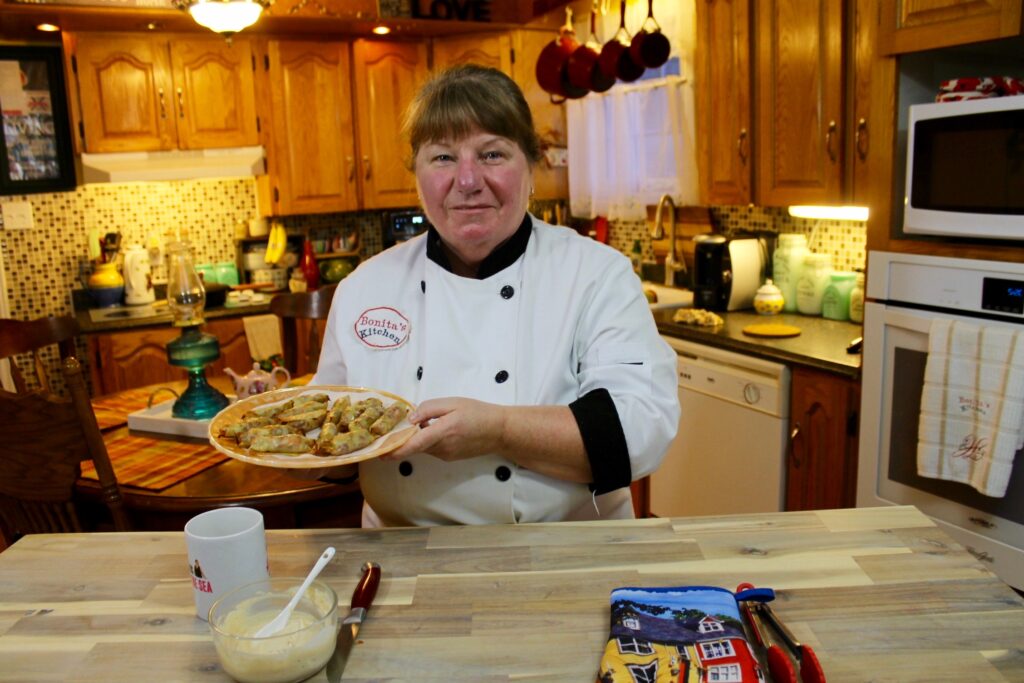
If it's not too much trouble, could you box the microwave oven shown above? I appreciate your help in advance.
[903,96,1024,240]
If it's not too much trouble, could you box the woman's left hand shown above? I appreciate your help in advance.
[389,397,506,461]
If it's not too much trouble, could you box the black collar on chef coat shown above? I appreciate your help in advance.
[426,214,532,280]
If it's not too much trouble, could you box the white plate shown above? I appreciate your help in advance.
[208,385,417,469]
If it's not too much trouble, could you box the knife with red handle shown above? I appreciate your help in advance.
[326,562,381,682]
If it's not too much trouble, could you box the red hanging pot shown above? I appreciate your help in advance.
[536,8,587,102]
[567,10,614,94]
[598,0,644,83]
[630,0,671,69]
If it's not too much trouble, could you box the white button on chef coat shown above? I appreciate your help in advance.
[314,216,679,527]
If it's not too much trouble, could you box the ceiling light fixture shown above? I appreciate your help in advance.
[372,25,391,35]
[36,23,61,32]
[172,0,272,36]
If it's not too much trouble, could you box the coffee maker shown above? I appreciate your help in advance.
[691,235,766,311]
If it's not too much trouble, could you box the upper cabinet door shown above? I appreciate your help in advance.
[755,0,844,206]
[352,40,428,209]
[168,38,258,149]
[71,34,176,153]
[432,32,513,73]
[696,0,753,206]
[879,0,1022,53]
[267,40,359,215]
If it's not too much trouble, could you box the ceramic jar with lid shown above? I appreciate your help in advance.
[87,262,125,308]
[754,279,785,315]
[822,271,857,321]
[795,253,833,316]
[773,233,809,313]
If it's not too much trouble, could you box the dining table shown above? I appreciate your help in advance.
[75,379,364,531]
[0,505,1021,682]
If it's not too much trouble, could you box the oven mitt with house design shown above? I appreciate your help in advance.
[596,586,763,683]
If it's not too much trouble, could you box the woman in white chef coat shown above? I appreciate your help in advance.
[309,64,679,527]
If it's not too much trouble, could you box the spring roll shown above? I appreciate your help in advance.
[250,433,314,454]
[370,402,410,436]
[317,421,339,451]
[221,415,274,439]
[325,395,352,425]
[244,400,294,420]
[278,407,328,433]
[350,404,386,432]
[319,427,375,456]
[239,423,297,448]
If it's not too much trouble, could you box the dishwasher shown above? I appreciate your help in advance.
[649,337,791,517]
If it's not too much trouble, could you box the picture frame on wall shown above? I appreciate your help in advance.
[0,45,76,195]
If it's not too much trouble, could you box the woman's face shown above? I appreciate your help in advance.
[414,127,532,275]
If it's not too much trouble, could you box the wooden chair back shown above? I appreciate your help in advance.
[269,284,337,375]
[0,316,79,393]
[0,356,130,547]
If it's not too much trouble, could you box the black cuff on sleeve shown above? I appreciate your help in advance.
[569,388,631,495]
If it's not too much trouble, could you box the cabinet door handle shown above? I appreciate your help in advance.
[966,546,994,563]
[825,120,838,162]
[363,155,371,180]
[788,423,802,468]
[176,87,185,118]
[347,156,355,182]
[158,88,167,119]
[855,117,868,160]
[737,128,748,164]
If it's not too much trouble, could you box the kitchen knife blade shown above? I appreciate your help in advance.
[326,561,380,682]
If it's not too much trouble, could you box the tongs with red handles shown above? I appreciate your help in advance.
[736,583,826,683]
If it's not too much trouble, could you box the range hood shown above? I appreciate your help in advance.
[79,146,265,184]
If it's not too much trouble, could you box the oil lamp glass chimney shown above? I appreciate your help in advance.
[165,240,229,420]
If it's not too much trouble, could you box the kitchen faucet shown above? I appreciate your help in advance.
[652,194,687,287]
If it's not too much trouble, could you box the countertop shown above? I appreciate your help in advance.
[655,309,862,378]
[72,288,271,334]
[1,507,1021,682]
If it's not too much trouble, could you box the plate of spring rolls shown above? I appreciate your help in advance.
[208,385,417,468]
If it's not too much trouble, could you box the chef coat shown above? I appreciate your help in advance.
[313,215,679,527]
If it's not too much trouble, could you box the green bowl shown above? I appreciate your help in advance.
[319,258,354,284]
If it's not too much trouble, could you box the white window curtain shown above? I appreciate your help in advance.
[567,76,699,221]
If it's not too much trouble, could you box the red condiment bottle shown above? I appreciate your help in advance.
[300,238,320,291]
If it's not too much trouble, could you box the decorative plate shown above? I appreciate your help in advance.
[208,385,417,468]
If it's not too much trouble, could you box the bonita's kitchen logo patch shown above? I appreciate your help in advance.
[355,307,410,349]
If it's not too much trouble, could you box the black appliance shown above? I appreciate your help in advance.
[383,209,429,248]
[691,234,766,312]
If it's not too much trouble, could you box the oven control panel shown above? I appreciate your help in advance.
[982,277,1024,315]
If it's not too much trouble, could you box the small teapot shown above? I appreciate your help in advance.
[225,362,291,398]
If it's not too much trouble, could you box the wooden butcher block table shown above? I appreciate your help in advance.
[0,506,1022,682]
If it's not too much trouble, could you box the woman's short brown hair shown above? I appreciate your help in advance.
[403,64,543,169]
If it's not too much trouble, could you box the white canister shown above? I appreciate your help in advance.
[849,271,865,323]
[123,243,156,305]
[773,233,809,313]
[795,253,833,316]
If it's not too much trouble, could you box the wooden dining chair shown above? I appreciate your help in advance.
[269,284,338,376]
[0,315,79,393]
[0,321,131,549]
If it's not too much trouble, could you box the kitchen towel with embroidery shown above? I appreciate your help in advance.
[917,318,1024,497]
[596,586,762,683]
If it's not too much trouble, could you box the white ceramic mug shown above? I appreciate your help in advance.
[184,507,269,620]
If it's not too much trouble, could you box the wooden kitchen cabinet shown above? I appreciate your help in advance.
[87,318,252,395]
[785,367,860,511]
[352,40,429,209]
[879,0,1022,54]
[695,0,753,205]
[258,40,359,216]
[755,0,844,206]
[64,33,258,154]
[431,29,568,200]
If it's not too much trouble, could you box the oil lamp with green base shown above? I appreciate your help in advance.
[165,240,229,420]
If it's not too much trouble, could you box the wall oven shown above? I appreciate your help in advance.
[858,251,1024,590]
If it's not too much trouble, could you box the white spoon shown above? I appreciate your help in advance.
[255,546,336,638]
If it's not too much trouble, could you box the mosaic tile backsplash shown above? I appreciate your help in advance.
[0,178,388,394]
[610,205,867,274]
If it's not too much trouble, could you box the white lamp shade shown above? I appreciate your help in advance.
[189,0,265,34]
